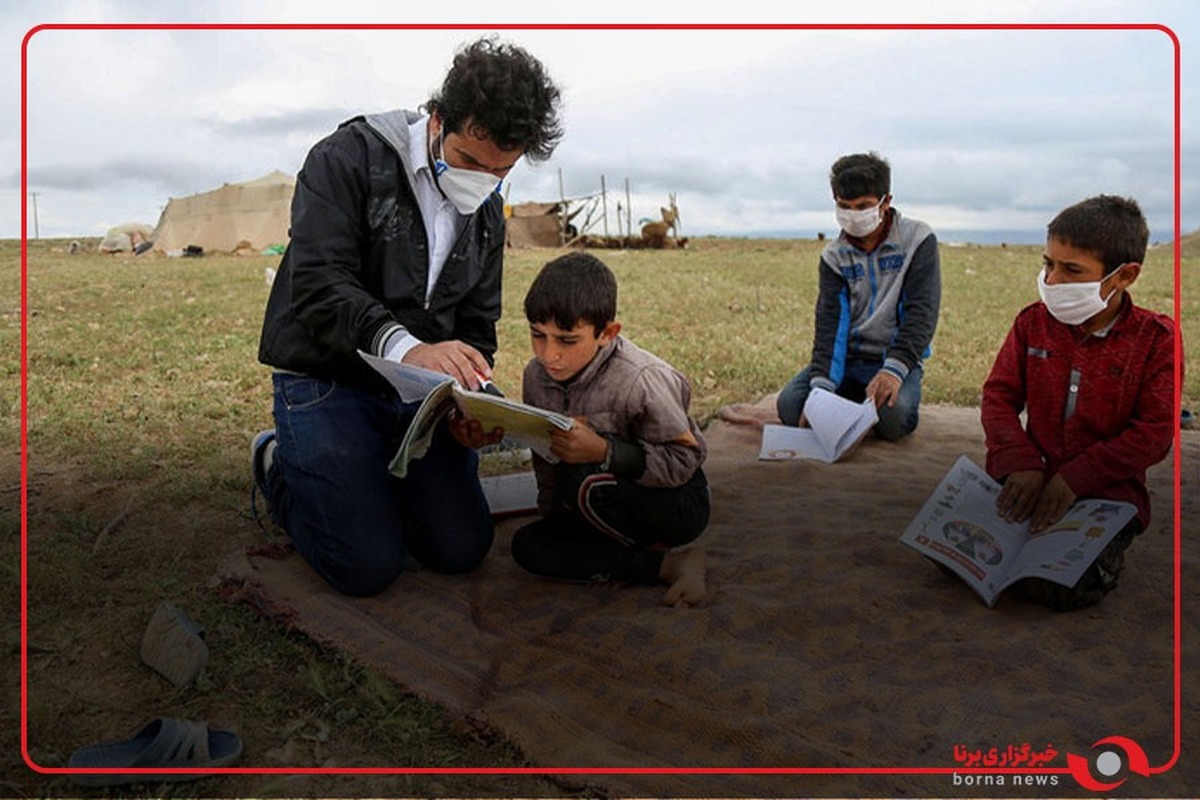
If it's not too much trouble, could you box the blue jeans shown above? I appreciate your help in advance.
[776,360,924,442]
[264,373,494,596]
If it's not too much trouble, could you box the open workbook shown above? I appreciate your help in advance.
[758,388,878,463]
[358,351,574,479]
[900,455,1136,607]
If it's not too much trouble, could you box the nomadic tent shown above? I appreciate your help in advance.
[505,201,569,248]
[98,222,155,253]
[505,195,605,248]
[151,170,294,254]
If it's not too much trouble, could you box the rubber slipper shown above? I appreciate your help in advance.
[140,601,209,687]
[67,717,243,786]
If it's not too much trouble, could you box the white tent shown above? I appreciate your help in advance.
[151,170,294,254]
[98,222,155,253]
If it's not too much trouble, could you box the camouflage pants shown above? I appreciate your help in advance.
[1017,518,1145,612]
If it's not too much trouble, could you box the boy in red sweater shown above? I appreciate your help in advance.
[980,195,1178,610]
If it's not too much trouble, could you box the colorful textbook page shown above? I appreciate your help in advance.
[358,351,574,478]
[759,388,878,463]
[900,455,1135,607]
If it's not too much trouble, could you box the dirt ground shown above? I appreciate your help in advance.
[6,443,599,799]
[9,415,1196,798]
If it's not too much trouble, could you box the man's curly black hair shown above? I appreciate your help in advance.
[427,37,563,162]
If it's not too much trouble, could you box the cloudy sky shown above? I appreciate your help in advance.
[5,0,1197,243]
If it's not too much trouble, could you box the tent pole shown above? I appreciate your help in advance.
[624,179,632,249]
[558,168,567,247]
[600,175,608,238]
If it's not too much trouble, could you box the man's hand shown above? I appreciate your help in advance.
[446,409,504,450]
[865,371,902,409]
[995,469,1045,523]
[549,418,609,464]
[403,340,492,391]
[1030,473,1076,533]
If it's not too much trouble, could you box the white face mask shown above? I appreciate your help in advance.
[835,199,885,238]
[433,132,501,214]
[1036,268,1121,326]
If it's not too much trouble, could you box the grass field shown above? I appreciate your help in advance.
[2,234,1195,796]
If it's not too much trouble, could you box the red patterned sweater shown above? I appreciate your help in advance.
[981,293,1179,525]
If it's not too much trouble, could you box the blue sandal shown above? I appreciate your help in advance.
[67,717,242,786]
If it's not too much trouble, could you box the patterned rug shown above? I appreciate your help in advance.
[218,400,1197,797]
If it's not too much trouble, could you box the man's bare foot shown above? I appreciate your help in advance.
[660,547,707,607]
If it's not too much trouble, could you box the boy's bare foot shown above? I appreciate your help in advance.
[717,403,769,428]
[660,547,707,607]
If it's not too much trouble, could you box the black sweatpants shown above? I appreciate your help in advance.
[511,463,710,585]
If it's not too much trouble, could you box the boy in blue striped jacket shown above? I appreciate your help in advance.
[777,151,941,441]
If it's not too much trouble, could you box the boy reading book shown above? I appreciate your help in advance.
[776,151,941,441]
[512,253,711,607]
[980,194,1178,610]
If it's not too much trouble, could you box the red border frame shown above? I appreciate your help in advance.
[19,21,1184,790]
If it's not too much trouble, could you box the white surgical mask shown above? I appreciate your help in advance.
[433,134,501,214]
[835,200,885,239]
[1037,268,1121,326]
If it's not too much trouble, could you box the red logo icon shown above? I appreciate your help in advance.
[1066,736,1149,791]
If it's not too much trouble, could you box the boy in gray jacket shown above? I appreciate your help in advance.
[513,253,710,606]
[777,152,941,441]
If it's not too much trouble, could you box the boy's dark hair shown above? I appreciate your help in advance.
[427,37,563,162]
[830,151,891,200]
[524,252,617,334]
[1047,194,1149,274]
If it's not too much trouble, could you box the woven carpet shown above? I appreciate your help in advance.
[218,400,1197,797]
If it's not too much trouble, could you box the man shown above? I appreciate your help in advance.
[253,37,563,596]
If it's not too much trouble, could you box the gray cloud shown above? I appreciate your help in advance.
[4,6,1196,240]
[207,107,359,138]
[11,158,212,193]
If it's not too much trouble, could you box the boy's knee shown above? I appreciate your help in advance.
[510,526,542,573]
[511,520,566,578]
[1019,577,1109,611]
[775,369,812,427]
[1019,521,1135,611]
[776,393,801,427]
[874,409,918,442]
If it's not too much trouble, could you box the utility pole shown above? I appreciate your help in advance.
[30,192,40,239]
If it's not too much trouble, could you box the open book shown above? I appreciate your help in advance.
[900,455,1136,607]
[479,471,539,517]
[358,351,574,479]
[759,389,878,463]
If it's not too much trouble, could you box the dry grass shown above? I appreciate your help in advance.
[2,233,1194,796]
